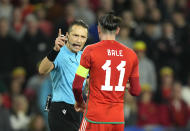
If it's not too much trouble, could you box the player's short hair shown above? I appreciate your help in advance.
[68,20,88,33]
[98,12,122,33]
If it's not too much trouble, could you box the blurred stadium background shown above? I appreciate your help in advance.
[0,0,190,131]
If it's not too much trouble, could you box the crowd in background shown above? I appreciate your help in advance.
[0,0,190,131]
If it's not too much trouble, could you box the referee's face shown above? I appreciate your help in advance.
[67,25,88,53]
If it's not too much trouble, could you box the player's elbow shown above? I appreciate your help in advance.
[72,74,85,96]
[129,87,141,96]
[72,84,77,93]
[129,77,141,96]
[72,80,81,94]
[72,81,81,100]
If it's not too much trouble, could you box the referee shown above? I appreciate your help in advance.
[39,20,88,131]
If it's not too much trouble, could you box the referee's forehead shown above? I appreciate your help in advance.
[69,25,88,36]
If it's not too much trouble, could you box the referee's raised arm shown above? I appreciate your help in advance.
[38,29,66,75]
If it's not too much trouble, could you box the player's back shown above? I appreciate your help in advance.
[85,40,138,123]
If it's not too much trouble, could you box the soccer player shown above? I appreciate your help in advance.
[72,12,141,131]
[39,20,88,131]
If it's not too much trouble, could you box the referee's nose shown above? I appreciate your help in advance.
[77,36,83,44]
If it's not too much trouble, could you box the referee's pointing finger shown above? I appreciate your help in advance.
[58,28,62,37]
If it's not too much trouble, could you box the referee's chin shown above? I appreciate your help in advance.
[71,46,82,53]
[67,43,82,53]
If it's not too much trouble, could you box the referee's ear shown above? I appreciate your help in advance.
[116,27,120,35]
[97,25,101,34]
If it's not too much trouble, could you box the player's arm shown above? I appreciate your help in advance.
[72,46,91,112]
[39,29,66,75]
[128,56,141,96]
[72,65,89,104]
[128,77,141,96]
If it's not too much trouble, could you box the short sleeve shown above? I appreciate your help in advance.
[80,46,91,69]
[130,54,139,77]
[53,50,63,69]
[52,47,65,69]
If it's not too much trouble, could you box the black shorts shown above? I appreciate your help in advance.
[48,101,81,131]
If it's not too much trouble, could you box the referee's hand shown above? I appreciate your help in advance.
[53,28,67,51]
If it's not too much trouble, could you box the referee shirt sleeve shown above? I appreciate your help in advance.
[53,51,60,69]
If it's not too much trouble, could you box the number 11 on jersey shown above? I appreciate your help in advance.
[101,60,126,91]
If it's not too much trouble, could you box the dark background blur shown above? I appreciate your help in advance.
[0,0,190,131]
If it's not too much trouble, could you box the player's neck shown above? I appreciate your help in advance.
[100,34,116,41]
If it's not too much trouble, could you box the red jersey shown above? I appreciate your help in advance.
[80,40,140,123]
